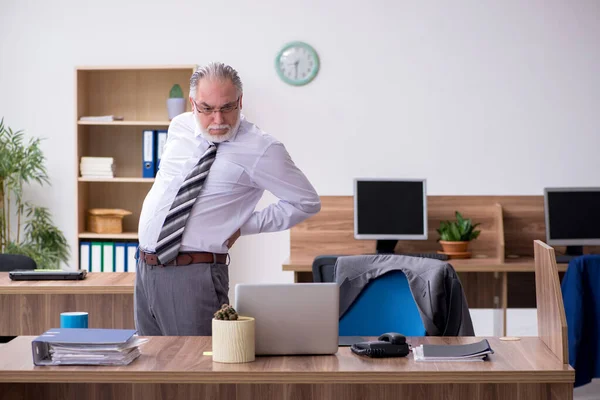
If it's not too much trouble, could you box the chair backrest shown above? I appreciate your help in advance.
[534,240,568,364]
[339,270,426,336]
[313,255,425,336]
[0,254,36,272]
[312,255,340,282]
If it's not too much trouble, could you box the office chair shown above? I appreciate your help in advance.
[0,254,37,272]
[0,254,36,344]
[312,255,426,336]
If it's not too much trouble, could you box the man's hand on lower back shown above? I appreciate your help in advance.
[226,229,241,249]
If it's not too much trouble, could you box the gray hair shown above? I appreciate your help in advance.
[189,62,243,98]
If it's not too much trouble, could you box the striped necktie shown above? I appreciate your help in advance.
[155,144,218,264]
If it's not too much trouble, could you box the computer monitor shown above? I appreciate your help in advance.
[354,178,427,254]
[544,187,600,262]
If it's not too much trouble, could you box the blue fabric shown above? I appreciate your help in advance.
[339,270,425,336]
[561,255,600,387]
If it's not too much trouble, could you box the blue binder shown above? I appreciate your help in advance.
[142,129,155,178]
[79,242,91,271]
[126,243,138,272]
[32,328,137,366]
[155,129,168,174]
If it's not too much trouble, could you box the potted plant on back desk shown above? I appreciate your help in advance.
[437,211,481,259]
[0,118,70,269]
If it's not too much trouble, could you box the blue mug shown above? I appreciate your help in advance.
[60,312,89,328]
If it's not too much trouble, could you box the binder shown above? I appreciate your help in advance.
[155,129,168,173]
[90,242,103,272]
[114,243,126,273]
[79,242,91,271]
[142,129,155,178]
[32,328,140,366]
[126,243,138,272]
[102,242,114,272]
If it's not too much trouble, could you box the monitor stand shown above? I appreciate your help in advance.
[376,240,398,254]
[556,245,584,264]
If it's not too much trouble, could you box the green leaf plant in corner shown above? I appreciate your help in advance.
[0,118,70,269]
[437,211,481,242]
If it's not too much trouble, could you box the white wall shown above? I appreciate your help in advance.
[1,1,599,303]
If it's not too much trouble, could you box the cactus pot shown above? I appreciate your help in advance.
[167,98,186,120]
[212,316,255,363]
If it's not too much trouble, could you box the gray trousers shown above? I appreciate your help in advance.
[134,258,229,336]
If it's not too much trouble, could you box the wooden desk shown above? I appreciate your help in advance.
[0,273,135,336]
[0,336,574,400]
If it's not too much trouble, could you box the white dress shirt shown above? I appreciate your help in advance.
[138,112,321,254]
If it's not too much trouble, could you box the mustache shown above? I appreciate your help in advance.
[208,124,230,130]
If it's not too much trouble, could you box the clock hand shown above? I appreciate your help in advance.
[294,60,299,80]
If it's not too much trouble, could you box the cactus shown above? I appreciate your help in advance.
[214,304,239,321]
[169,84,184,98]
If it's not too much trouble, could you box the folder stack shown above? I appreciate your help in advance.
[413,339,494,362]
[80,157,115,179]
[32,328,148,366]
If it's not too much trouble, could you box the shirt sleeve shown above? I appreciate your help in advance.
[239,142,321,235]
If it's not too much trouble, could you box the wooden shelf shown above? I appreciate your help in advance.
[78,120,171,126]
[78,232,139,240]
[75,65,194,269]
[78,177,155,183]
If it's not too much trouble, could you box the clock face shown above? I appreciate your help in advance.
[275,42,320,86]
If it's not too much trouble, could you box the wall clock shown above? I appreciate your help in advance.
[275,41,320,86]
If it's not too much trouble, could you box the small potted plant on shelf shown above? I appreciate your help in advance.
[166,84,185,120]
[437,211,481,259]
[211,304,255,363]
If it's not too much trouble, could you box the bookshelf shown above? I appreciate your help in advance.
[75,65,195,267]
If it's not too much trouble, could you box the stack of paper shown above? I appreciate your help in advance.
[79,115,124,122]
[32,328,148,366]
[80,157,115,179]
[413,339,494,362]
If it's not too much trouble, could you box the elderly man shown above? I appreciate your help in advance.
[135,62,321,336]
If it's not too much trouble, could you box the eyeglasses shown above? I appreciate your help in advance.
[193,97,240,115]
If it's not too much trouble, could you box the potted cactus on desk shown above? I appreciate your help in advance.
[212,304,255,363]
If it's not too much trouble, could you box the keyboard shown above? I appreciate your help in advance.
[398,253,449,261]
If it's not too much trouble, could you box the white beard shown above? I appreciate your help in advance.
[195,112,241,143]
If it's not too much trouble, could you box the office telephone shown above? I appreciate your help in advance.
[350,332,410,358]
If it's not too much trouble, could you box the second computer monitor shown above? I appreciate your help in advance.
[354,179,427,253]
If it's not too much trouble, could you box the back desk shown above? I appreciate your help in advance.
[283,195,598,335]
[0,273,135,336]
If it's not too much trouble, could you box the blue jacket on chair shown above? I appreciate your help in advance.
[561,255,600,387]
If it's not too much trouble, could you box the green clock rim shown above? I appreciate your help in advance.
[275,41,320,86]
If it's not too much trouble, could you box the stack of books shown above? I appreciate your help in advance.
[32,328,147,366]
[80,157,115,179]
[413,339,494,362]
[79,115,124,122]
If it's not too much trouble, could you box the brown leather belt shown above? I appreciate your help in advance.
[140,250,227,267]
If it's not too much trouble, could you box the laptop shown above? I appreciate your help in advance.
[9,270,87,281]
[235,283,339,355]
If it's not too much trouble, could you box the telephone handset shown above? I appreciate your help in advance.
[350,332,410,358]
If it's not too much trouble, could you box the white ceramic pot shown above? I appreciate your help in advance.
[166,98,186,120]
[212,316,255,363]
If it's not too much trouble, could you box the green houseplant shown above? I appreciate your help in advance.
[437,211,481,259]
[166,83,185,120]
[0,118,70,269]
